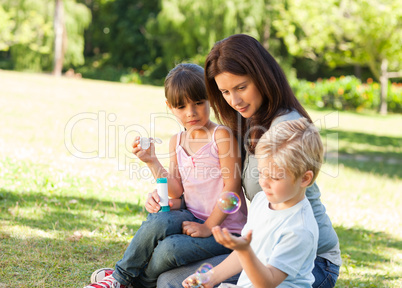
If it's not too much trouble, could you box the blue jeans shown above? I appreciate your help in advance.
[157,255,340,288]
[312,256,339,288]
[112,210,233,288]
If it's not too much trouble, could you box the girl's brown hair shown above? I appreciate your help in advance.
[205,34,311,153]
[165,63,207,108]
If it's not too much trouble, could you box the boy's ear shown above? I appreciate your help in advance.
[300,170,314,188]
[165,100,172,110]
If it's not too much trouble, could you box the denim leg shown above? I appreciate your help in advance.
[134,234,233,288]
[312,256,340,288]
[113,210,196,286]
[157,254,240,288]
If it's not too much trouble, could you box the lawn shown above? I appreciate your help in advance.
[0,70,401,287]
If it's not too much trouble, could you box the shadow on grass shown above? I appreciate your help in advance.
[322,129,402,179]
[0,188,145,285]
[0,225,131,287]
[333,157,402,179]
[323,129,402,148]
[335,225,402,287]
[0,188,146,233]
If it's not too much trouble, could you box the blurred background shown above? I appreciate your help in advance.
[0,0,402,114]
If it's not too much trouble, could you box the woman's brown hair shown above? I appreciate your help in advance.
[205,34,311,153]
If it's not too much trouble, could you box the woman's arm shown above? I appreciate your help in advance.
[182,127,242,237]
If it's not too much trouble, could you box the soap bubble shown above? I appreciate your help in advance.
[217,192,241,214]
[191,263,213,287]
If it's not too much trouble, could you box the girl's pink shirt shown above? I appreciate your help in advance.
[176,127,247,234]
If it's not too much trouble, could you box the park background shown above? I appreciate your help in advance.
[0,0,401,287]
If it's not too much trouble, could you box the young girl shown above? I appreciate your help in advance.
[84,63,247,288]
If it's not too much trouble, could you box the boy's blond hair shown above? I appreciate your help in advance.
[255,118,324,186]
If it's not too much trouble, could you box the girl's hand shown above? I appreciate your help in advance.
[145,190,177,213]
[182,273,213,288]
[182,222,212,238]
[145,190,161,213]
[132,136,156,164]
[212,226,252,251]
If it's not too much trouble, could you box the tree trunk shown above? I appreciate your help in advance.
[53,0,64,76]
[354,64,361,80]
[379,59,388,115]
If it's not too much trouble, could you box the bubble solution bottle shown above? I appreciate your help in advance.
[156,177,170,212]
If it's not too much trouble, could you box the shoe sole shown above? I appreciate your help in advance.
[90,268,114,283]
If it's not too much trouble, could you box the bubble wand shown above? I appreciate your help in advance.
[139,137,162,150]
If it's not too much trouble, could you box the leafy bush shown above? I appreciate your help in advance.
[291,76,402,113]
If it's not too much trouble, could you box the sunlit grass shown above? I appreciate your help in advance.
[0,70,401,287]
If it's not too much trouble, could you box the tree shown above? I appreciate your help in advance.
[0,0,90,72]
[63,0,91,68]
[53,0,66,76]
[79,0,161,69]
[0,5,15,51]
[147,0,285,71]
[273,0,402,114]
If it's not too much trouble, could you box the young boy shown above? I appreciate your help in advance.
[183,117,324,288]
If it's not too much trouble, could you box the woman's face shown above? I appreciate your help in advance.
[214,72,263,118]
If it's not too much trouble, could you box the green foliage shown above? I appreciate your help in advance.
[78,0,115,55]
[0,0,90,72]
[274,0,402,79]
[341,0,402,79]
[0,0,54,71]
[0,5,14,51]
[64,0,92,67]
[388,83,402,112]
[291,76,402,113]
[86,0,161,69]
[75,53,165,85]
[147,0,285,71]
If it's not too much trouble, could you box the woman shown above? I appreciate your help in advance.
[157,34,341,288]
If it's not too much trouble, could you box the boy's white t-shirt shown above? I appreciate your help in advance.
[236,192,319,288]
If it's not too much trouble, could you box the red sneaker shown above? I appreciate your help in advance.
[90,268,114,283]
[84,275,129,288]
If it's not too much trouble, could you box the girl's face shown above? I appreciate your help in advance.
[167,99,211,131]
[214,72,263,118]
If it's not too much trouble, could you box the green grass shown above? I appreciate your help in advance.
[0,70,401,287]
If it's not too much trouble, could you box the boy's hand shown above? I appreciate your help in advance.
[182,273,213,288]
[212,226,252,251]
[132,136,156,164]
[182,222,212,238]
